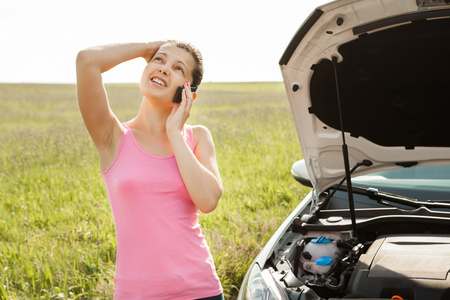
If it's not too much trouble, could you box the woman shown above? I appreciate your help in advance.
[76,41,224,300]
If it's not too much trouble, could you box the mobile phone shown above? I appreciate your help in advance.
[172,86,198,103]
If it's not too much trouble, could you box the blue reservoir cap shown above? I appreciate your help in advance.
[316,256,333,266]
[311,237,331,244]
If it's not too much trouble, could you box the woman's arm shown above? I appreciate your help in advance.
[170,125,223,214]
[76,42,164,168]
[166,84,223,213]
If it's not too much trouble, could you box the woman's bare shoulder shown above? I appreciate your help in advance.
[191,124,212,140]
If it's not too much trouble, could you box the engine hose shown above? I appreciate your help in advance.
[293,239,305,277]
[324,275,338,285]
[325,250,349,276]
[337,240,355,250]
[324,268,354,291]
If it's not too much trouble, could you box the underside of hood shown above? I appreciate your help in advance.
[280,0,450,194]
[309,15,450,148]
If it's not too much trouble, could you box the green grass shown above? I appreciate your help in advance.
[0,82,309,299]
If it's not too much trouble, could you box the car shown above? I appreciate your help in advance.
[237,0,450,299]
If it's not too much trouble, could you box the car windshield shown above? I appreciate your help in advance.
[352,165,450,202]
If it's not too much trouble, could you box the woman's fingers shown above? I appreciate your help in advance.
[181,82,194,111]
[167,83,194,132]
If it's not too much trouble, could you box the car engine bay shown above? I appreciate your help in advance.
[266,210,450,300]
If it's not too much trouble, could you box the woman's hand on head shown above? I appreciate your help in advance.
[144,41,168,63]
[166,82,195,135]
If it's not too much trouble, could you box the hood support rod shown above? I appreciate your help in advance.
[332,56,358,237]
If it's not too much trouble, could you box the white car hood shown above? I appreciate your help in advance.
[280,0,450,194]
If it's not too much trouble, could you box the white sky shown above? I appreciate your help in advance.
[0,0,330,83]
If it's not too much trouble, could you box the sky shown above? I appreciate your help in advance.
[0,0,330,84]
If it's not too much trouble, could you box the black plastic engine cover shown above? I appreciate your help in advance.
[347,234,450,299]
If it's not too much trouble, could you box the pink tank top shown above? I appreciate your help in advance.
[101,124,222,300]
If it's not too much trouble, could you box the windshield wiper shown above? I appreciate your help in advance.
[345,185,450,209]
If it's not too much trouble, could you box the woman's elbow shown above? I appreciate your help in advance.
[76,49,96,69]
[199,204,216,214]
[198,190,222,214]
[76,49,88,65]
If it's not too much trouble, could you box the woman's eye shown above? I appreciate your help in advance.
[175,66,184,73]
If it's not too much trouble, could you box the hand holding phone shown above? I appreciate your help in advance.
[172,86,198,103]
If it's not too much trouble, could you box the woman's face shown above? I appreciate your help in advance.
[140,44,196,102]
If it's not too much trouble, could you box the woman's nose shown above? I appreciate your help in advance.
[159,66,169,75]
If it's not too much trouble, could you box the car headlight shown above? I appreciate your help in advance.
[243,263,288,300]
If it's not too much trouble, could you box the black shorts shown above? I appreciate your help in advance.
[195,293,224,300]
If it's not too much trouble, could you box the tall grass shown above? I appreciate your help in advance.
[0,83,309,299]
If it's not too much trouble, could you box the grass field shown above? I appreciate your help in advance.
[0,82,309,299]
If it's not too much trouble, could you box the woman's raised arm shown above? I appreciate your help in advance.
[76,42,164,168]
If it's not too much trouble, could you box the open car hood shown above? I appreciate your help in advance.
[280,0,450,195]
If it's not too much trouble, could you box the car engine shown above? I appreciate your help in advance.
[268,222,450,300]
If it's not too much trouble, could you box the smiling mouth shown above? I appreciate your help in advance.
[151,77,167,87]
